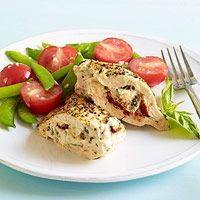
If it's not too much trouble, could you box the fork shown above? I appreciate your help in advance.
[161,46,200,118]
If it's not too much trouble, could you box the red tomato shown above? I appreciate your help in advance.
[20,80,62,114]
[0,63,32,87]
[38,46,77,72]
[128,56,168,87]
[94,38,133,63]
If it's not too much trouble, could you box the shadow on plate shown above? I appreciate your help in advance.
[25,130,90,165]
[125,123,195,140]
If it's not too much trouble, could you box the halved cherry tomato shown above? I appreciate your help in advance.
[20,80,62,114]
[94,38,133,63]
[38,46,77,72]
[0,63,32,87]
[128,56,168,87]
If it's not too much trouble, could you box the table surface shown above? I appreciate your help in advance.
[1,0,200,199]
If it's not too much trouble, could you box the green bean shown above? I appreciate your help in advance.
[132,52,141,59]
[61,53,84,97]
[0,82,25,99]
[0,97,20,127]
[17,102,38,124]
[66,41,100,59]
[5,51,55,90]
[52,53,84,81]
[26,47,42,61]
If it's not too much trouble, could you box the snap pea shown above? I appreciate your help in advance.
[0,97,20,128]
[52,63,73,81]
[52,53,85,81]
[0,82,25,99]
[132,52,141,59]
[5,51,55,90]
[74,52,85,65]
[30,62,55,90]
[17,102,38,124]
[5,50,32,65]
[61,66,77,98]
[42,41,99,59]
[61,53,84,97]
[66,41,100,59]
[42,42,52,48]
[26,47,42,61]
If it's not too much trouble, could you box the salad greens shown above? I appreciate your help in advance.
[162,78,200,138]
[0,97,20,127]
[5,51,55,90]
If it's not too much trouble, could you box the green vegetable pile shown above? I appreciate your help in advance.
[0,41,99,128]
[162,78,200,138]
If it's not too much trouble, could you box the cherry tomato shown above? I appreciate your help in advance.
[0,63,32,87]
[94,38,133,63]
[128,56,168,87]
[20,80,62,114]
[38,46,77,72]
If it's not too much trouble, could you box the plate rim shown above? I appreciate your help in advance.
[0,29,200,183]
[1,141,200,183]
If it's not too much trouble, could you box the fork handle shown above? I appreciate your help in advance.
[186,87,200,118]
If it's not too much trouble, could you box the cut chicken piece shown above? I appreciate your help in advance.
[38,94,126,160]
[74,60,169,131]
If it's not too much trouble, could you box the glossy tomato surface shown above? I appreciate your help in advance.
[20,80,62,114]
[94,38,133,63]
[38,46,77,72]
[128,56,168,87]
[0,63,32,87]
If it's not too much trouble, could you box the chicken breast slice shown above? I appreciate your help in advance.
[38,94,126,160]
[74,60,169,131]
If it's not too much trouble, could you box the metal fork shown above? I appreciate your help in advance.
[161,46,200,118]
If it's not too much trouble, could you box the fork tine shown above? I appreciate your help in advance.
[161,50,166,63]
[179,46,197,84]
[167,48,179,83]
[161,50,173,80]
[173,47,186,83]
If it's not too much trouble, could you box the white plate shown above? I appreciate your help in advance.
[0,30,200,183]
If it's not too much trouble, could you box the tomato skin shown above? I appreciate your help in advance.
[38,46,77,72]
[94,38,133,63]
[0,63,32,87]
[128,56,168,87]
[20,80,62,114]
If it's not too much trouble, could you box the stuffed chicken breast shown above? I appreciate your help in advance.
[74,60,168,131]
[38,94,126,159]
